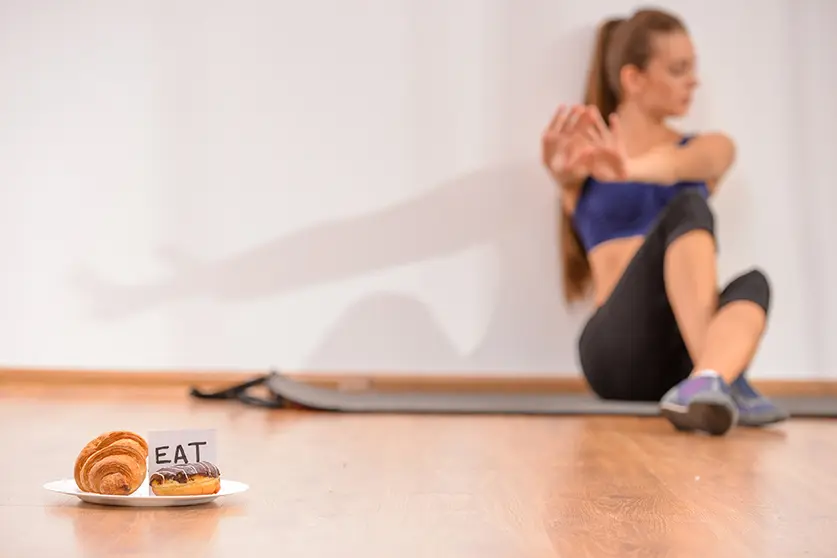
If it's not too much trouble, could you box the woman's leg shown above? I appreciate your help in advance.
[579,190,773,435]
[664,229,770,386]
[655,189,753,381]
[662,233,779,430]
[692,273,769,382]
[578,192,708,403]
[655,193,781,433]
[663,228,718,365]
[711,271,787,426]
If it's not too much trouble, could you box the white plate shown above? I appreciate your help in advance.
[43,477,249,507]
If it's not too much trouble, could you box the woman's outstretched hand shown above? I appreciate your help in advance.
[579,107,630,182]
[541,104,592,184]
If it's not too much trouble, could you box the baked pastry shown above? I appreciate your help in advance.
[74,431,148,495]
[149,461,221,496]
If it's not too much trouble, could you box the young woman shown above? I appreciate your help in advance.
[542,8,788,435]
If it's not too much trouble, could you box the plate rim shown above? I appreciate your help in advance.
[43,477,249,501]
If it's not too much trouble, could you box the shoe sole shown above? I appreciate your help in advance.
[660,395,738,436]
[737,411,790,427]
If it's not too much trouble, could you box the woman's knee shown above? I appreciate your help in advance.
[719,267,771,316]
[661,190,715,246]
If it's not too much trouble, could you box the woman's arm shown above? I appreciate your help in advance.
[626,133,736,188]
[582,109,735,192]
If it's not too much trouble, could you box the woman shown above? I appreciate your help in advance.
[542,8,788,435]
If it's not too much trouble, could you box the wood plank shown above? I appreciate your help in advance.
[0,383,833,557]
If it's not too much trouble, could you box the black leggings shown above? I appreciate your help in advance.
[578,190,771,401]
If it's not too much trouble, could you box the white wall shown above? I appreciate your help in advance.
[0,0,833,379]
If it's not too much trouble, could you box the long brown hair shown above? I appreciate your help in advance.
[560,9,687,303]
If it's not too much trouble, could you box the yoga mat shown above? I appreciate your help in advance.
[190,371,837,418]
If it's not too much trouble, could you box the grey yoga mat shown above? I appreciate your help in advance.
[189,371,837,418]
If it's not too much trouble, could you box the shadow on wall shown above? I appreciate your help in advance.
[71,161,591,372]
[303,4,598,373]
[71,8,596,373]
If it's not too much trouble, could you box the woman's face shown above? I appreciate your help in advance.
[626,31,699,118]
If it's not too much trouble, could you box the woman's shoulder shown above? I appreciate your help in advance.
[674,129,735,147]
[672,128,700,146]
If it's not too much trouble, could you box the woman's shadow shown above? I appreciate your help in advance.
[71,160,591,373]
[70,6,595,373]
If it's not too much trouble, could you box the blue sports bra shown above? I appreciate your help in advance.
[572,136,709,252]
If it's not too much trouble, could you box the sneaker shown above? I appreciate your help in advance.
[729,374,789,427]
[660,375,738,436]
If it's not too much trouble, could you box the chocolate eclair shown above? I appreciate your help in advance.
[149,461,221,496]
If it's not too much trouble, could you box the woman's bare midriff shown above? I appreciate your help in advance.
[587,236,646,307]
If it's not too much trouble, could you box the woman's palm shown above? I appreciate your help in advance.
[589,144,628,182]
[583,109,629,182]
[542,105,591,181]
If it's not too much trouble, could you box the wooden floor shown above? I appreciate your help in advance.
[2,383,837,557]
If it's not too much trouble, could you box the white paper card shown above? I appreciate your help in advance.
[146,429,217,474]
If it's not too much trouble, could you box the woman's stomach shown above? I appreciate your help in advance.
[586,236,646,306]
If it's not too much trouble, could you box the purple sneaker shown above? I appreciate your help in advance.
[660,375,738,436]
[730,374,789,427]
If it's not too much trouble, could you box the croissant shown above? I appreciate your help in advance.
[74,431,149,495]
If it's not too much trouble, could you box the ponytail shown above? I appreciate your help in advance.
[559,18,623,303]
[584,18,624,120]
